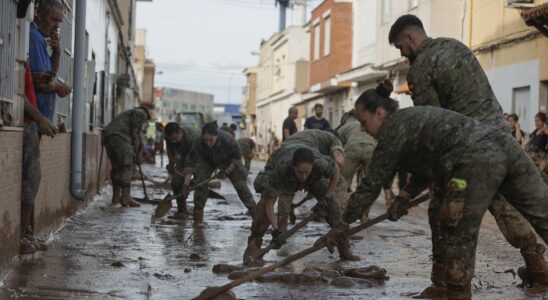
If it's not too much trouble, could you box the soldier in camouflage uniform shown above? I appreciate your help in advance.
[103,107,150,207]
[388,14,548,293]
[237,137,256,172]
[277,129,346,231]
[164,122,200,219]
[244,144,358,265]
[182,123,256,226]
[323,85,548,299]
[337,115,377,219]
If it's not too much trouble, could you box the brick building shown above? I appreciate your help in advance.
[298,0,353,128]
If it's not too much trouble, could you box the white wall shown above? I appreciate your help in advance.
[486,60,540,133]
[86,0,118,72]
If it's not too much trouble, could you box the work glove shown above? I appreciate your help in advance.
[314,224,349,254]
[269,229,286,249]
[166,164,174,174]
[312,196,332,218]
[387,195,410,221]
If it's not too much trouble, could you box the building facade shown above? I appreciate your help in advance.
[468,0,548,133]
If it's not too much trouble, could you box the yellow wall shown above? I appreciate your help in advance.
[468,0,548,80]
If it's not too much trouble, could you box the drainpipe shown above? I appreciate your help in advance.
[70,0,87,200]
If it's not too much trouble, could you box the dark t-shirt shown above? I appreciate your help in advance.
[282,117,297,141]
[304,116,331,131]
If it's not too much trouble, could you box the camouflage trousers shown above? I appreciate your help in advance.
[21,122,41,204]
[103,135,134,188]
[241,151,253,172]
[170,162,187,211]
[192,161,256,210]
[431,135,548,293]
[341,143,375,187]
[252,177,347,242]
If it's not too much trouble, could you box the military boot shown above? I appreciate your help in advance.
[446,284,471,300]
[413,263,447,299]
[336,236,361,261]
[120,187,141,207]
[168,197,190,220]
[111,185,121,204]
[113,186,122,204]
[243,236,264,266]
[193,208,204,227]
[518,243,548,287]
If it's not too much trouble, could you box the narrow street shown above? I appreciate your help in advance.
[0,159,546,299]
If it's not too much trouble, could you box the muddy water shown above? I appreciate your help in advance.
[0,158,546,299]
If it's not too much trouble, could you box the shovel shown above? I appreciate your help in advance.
[193,193,430,300]
[154,171,224,218]
[137,162,151,201]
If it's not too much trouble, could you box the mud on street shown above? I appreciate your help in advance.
[0,158,546,299]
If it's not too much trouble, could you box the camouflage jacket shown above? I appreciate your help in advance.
[407,37,507,130]
[282,129,344,156]
[166,125,200,170]
[337,121,377,148]
[103,108,148,145]
[237,137,256,155]
[183,129,242,174]
[344,106,498,223]
[256,144,339,198]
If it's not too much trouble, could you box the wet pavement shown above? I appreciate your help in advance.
[1,158,547,299]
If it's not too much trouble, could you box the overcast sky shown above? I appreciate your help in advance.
[136,0,321,104]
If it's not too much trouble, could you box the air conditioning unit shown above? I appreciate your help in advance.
[507,0,535,8]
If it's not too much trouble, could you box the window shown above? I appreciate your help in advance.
[382,0,391,24]
[324,15,331,56]
[313,21,320,60]
[408,0,418,9]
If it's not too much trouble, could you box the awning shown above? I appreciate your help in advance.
[394,82,410,94]
[521,2,548,37]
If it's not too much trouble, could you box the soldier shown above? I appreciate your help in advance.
[244,144,359,265]
[336,112,377,220]
[389,14,548,292]
[277,129,345,230]
[103,107,151,207]
[322,85,548,300]
[237,137,256,172]
[164,122,200,219]
[182,122,256,226]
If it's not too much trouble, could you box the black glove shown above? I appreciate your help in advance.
[270,229,285,249]
[166,164,174,173]
[312,197,332,218]
[387,195,410,221]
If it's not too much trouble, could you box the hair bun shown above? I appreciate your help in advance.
[376,79,393,98]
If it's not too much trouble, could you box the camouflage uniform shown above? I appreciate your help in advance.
[278,130,345,229]
[237,137,256,172]
[183,130,256,213]
[337,122,377,188]
[165,125,200,213]
[344,106,548,295]
[250,144,354,259]
[103,108,148,188]
[407,37,543,291]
